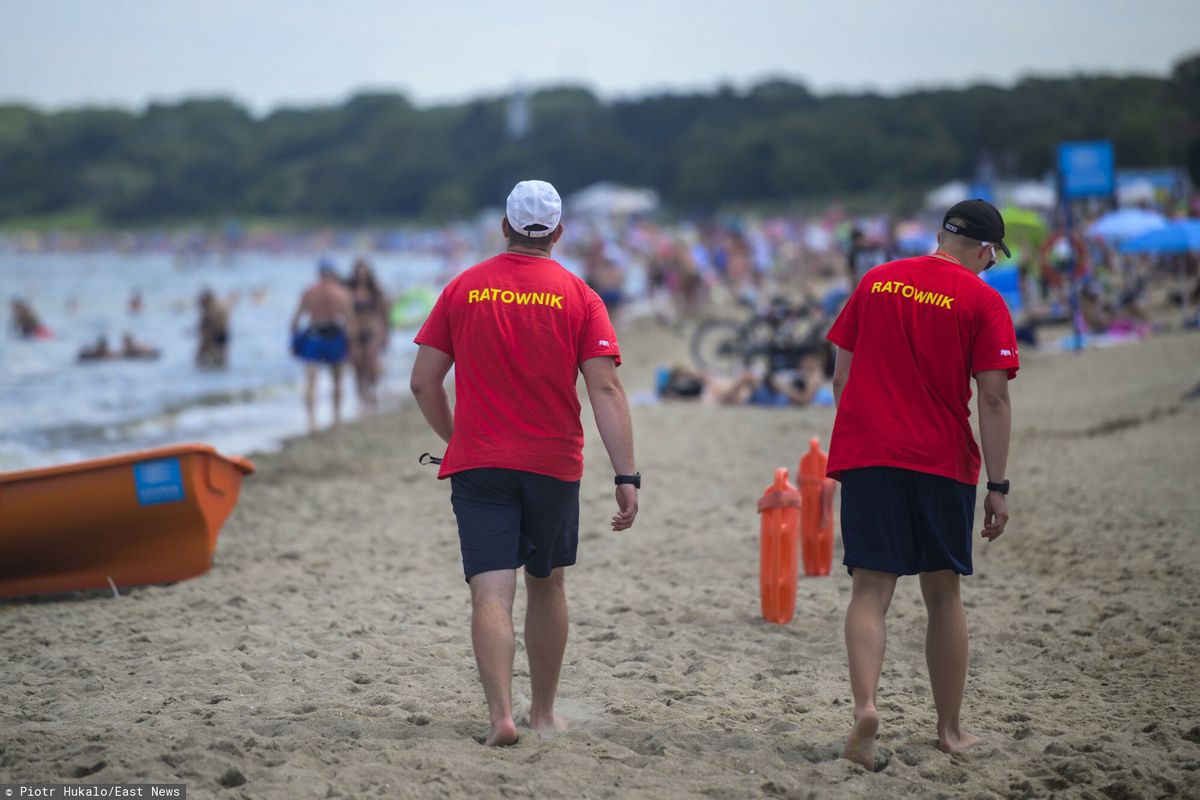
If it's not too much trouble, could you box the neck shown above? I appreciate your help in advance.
[506,245,552,259]
[936,249,988,276]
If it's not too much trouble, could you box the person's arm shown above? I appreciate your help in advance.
[975,369,1011,541]
[379,292,392,329]
[410,345,454,444]
[290,293,306,335]
[831,347,853,408]
[581,356,638,531]
[341,291,360,350]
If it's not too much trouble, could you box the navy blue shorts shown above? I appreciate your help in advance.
[839,467,976,576]
[449,468,580,582]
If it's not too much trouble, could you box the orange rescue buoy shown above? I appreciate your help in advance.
[758,467,800,624]
[799,437,835,576]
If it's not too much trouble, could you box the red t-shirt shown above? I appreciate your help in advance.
[414,252,621,482]
[826,255,1019,485]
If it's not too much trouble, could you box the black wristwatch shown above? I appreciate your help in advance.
[986,480,1010,495]
[615,473,641,489]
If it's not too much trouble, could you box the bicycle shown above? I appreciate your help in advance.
[689,296,826,376]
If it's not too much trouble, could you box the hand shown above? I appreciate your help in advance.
[982,490,1009,541]
[612,484,638,531]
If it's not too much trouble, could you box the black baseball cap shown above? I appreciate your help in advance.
[942,199,1010,258]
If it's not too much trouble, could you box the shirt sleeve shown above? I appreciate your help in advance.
[413,288,453,359]
[578,288,622,366]
[970,289,1020,379]
[826,285,862,352]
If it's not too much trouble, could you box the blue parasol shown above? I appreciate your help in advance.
[1086,208,1167,243]
[1118,220,1200,254]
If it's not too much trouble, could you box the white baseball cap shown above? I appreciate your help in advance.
[506,180,562,238]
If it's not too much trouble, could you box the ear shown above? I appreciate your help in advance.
[551,223,565,244]
[501,217,511,238]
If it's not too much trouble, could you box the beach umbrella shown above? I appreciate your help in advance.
[1001,206,1048,239]
[1118,220,1200,254]
[1086,208,1167,243]
[1001,206,1047,230]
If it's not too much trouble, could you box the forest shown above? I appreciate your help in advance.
[1,54,1196,225]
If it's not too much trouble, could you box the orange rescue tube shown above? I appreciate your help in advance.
[0,444,254,598]
[758,467,800,624]
[799,437,835,576]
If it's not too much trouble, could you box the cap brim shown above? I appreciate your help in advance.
[998,240,1011,258]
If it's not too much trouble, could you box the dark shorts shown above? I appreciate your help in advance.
[840,466,976,576]
[449,468,580,582]
[293,326,348,364]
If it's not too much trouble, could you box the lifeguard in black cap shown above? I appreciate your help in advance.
[826,198,1019,769]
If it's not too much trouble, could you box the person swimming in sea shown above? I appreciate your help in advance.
[120,332,160,360]
[196,288,230,368]
[10,298,48,339]
[78,335,114,362]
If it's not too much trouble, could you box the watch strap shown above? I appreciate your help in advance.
[615,473,641,489]
[986,480,1009,494]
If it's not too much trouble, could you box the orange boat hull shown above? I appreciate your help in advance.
[0,444,254,598]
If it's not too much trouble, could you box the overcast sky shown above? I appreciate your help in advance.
[2,1,1197,113]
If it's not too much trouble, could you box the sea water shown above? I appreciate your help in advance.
[0,250,445,470]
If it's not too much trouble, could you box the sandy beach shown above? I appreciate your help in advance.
[2,321,1199,799]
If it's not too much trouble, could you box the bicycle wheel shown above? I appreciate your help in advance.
[690,319,748,375]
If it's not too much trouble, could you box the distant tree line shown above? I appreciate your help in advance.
[1,54,1196,225]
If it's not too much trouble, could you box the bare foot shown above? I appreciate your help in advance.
[937,728,980,754]
[529,714,569,735]
[842,708,880,771]
[483,719,520,747]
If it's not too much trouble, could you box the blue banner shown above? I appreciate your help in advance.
[1058,141,1115,199]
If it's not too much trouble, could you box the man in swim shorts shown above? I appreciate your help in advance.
[410,180,639,746]
[291,257,358,431]
[826,199,1018,769]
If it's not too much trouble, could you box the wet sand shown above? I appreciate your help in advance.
[2,322,1199,798]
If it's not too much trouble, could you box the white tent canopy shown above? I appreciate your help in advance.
[566,183,660,218]
[1002,181,1057,210]
[924,181,970,210]
[1116,179,1156,207]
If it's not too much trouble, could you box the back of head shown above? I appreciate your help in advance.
[505,180,563,252]
[351,258,382,296]
[318,256,339,281]
[940,199,1010,261]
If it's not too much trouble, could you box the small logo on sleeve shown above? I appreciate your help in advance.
[1000,348,1013,357]
[599,339,611,347]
